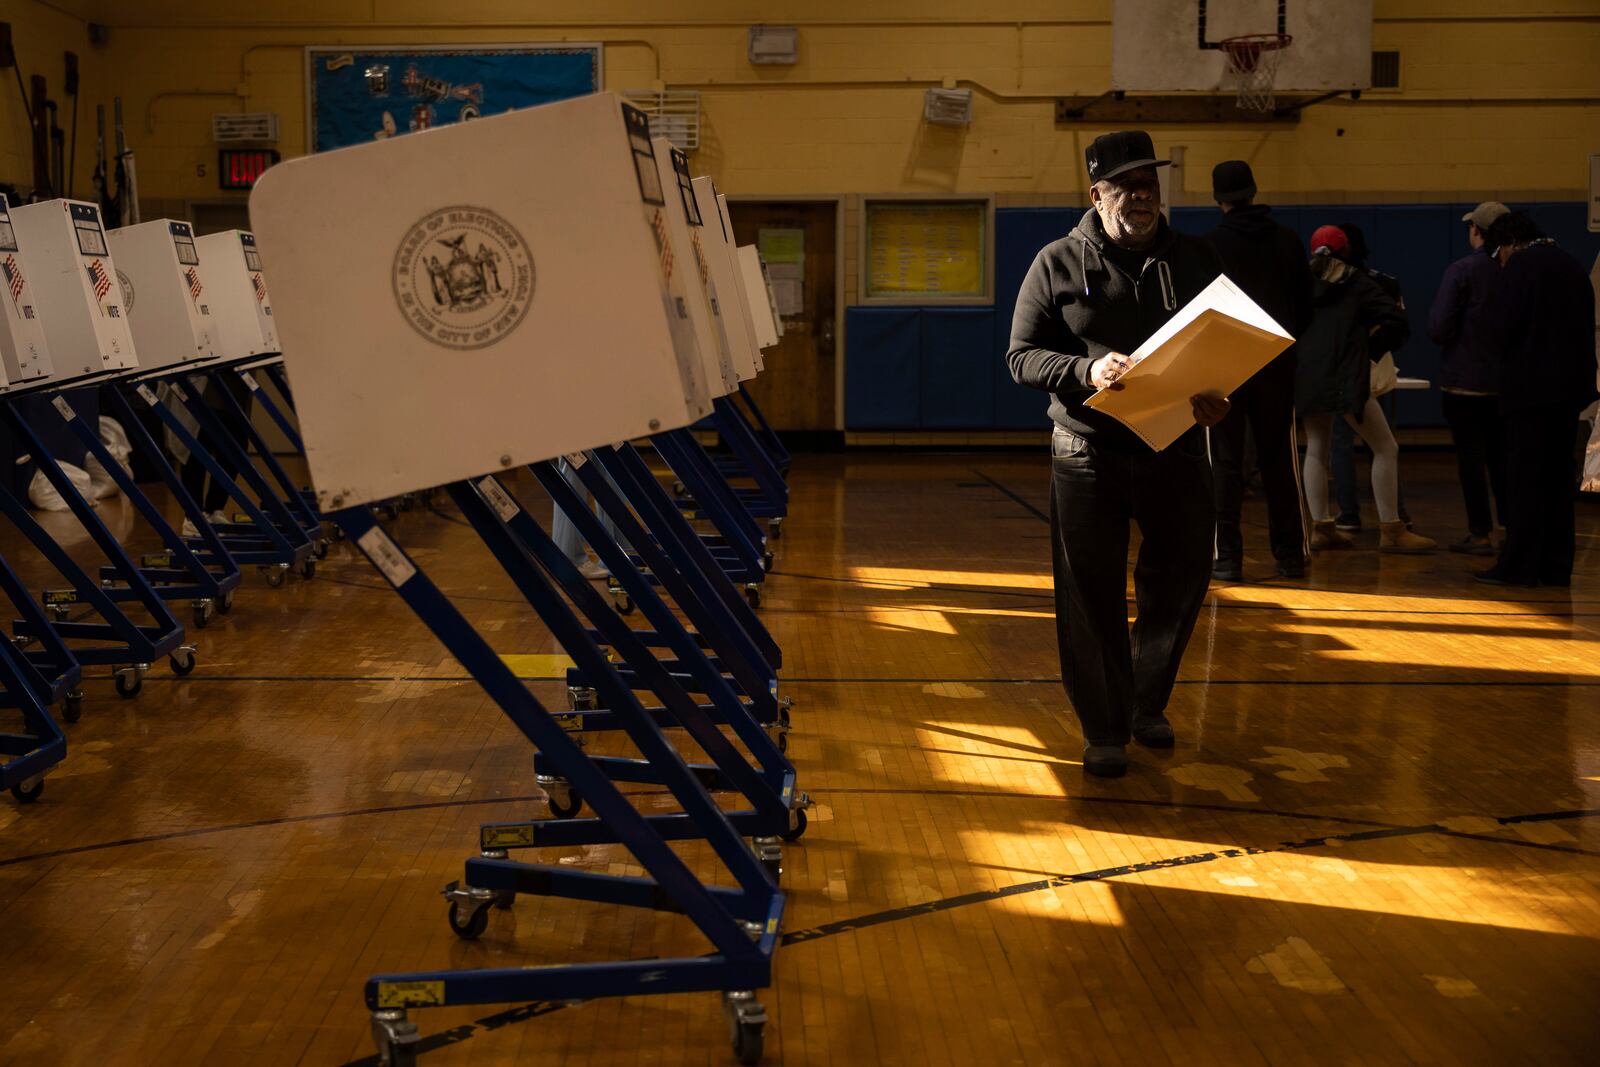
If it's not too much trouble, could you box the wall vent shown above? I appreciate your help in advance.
[1371,51,1401,90]
[621,90,702,151]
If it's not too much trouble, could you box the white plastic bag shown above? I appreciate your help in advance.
[83,416,133,500]
[28,462,94,512]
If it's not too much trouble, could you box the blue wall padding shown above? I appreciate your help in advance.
[846,202,1598,431]
[921,308,996,428]
[844,307,921,428]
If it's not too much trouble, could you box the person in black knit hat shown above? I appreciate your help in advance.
[1203,160,1313,582]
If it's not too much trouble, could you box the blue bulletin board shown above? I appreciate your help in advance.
[305,44,603,153]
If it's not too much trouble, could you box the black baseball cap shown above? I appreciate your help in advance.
[1212,160,1257,203]
[1085,130,1170,184]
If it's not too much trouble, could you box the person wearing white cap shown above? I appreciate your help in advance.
[1428,201,1510,555]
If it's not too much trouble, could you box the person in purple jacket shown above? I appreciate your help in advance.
[1429,202,1509,556]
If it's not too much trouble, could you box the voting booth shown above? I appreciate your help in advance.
[107,220,217,374]
[194,230,280,363]
[251,91,712,509]
[738,245,781,350]
[0,195,53,391]
[691,177,762,381]
[8,199,138,383]
[652,138,738,395]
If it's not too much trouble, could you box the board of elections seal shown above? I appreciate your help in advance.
[116,268,134,313]
[392,206,533,350]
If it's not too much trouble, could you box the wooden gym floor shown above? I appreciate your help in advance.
[0,451,1596,1066]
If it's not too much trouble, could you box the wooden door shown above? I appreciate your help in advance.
[726,200,837,431]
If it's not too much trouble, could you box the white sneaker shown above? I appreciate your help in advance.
[578,559,608,580]
[180,518,200,538]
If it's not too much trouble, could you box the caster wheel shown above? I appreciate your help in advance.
[760,857,781,884]
[170,649,197,677]
[10,777,44,804]
[615,595,634,616]
[776,731,788,754]
[316,539,330,560]
[382,505,401,521]
[262,566,288,589]
[776,704,791,729]
[548,788,583,819]
[724,995,767,1066]
[192,600,212,630]
[781,807,808,843]
[762,552,773,573]
[300,558,317,580]
[115,670,143,699]
[331,525,347,542]
[745,586,761,609]
[217,590,235,615]
[62,691,83,724]
[672,480,686,497]
[493,889,517,911]
[769,522,783,541]
[446,900,490,940]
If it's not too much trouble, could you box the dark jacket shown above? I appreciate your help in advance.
[1204,203,1314,340]
[1360,266,1410,360]
[1428,251,1503,393]
[1007,209,1222,451]
[1294,259,1407,418]
[1492,240,1598,415]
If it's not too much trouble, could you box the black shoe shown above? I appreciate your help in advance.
[1474,567,1537,588]
[1333,513,1361,533]
[1211,561,1242,582]
[1449,535,1496,557]
[1274,558,1307,579]
[1083,744,1129,778]
[1132,717,1175,749]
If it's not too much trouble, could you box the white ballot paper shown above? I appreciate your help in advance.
[1083,274,1293,451]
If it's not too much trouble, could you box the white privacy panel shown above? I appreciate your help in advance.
[690,177,760,382]
[195,230,281,362]
[107,219,216,376]
[0,194,53,391]
[249,91,713,509]
[9,198,138,384]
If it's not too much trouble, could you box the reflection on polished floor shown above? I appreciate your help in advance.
[0,453,1596,1065]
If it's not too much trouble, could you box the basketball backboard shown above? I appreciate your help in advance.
[1112,0,1372,94]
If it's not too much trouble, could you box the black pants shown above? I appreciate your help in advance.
[1211,356,1305,566]
[1441,392,1507,538]
[1498,405,1579,584]
[1049,427,1214,746]
[179,376,255,514]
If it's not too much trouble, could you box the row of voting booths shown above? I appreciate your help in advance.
[249,92,797,1066]
[0,186,331,807]
[3,87,799,1066]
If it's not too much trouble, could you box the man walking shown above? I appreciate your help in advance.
[1429,202,1509,556]
[1203,160,1313,581]
[1007,130,1228,778]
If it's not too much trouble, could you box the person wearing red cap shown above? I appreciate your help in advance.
[1295,225,1437,554]
[1007,130,1228,779]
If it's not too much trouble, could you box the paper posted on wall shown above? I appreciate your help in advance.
[1083,274,1294,451]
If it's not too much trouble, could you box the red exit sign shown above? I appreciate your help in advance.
[218,149,280,190]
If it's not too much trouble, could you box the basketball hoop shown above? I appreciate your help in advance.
[1220,33,1292,112]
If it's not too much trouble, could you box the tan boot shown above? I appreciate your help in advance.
[1310,520,1354,551]
[1380,521,1436,554]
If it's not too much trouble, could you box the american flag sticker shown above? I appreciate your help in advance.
[2,254,24,311]
[87,258,112,301]
[251,273,267,303]
[185,267,204,301]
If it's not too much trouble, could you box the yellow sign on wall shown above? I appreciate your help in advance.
[865,200,987,300]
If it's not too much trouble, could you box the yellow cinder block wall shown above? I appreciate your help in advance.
[4,0,1597,213]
